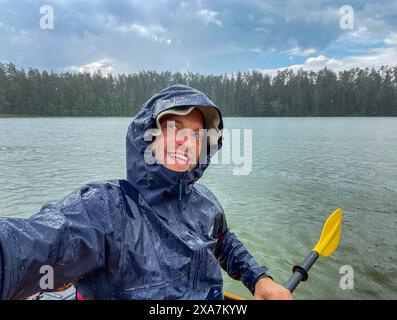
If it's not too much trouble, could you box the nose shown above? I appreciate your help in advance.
[175,130,195,148]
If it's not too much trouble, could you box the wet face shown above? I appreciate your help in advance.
[152,108,204,172]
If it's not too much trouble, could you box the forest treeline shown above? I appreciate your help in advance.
[1,62,397,117]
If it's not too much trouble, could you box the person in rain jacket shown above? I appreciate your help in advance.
[0,84,292,300]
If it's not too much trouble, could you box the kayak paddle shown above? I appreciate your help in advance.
[284,208,343,293]
[224,208,343,299]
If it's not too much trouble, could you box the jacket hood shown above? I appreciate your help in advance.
[126,84,223,205]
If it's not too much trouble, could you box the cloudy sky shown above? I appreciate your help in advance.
[0,0,396,75]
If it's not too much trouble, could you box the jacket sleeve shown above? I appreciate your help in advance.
[213,213,271,295]
[0,183,114,300]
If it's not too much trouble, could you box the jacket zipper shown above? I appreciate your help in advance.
[178,174,185,201]
[177,174,204,289]
[167,185,204,291]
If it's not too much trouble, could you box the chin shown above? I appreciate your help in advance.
[167,165,190,172]
[164,162,195,172]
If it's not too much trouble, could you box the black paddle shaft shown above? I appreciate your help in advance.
[284,251,319,293]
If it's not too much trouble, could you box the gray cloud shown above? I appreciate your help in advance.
[0,0,396,74]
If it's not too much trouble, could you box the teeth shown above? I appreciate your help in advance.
[175,155,187,162]
[169,153,188,162]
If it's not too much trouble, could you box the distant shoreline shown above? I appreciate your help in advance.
[2,63,397,117]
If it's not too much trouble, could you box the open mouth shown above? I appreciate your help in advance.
[167,153,189,165]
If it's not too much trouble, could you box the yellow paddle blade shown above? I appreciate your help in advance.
[224,292,246,300]
[313,208,342,257]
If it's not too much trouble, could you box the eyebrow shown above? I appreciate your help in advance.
[165,119,202,131]
[173,119,183,126]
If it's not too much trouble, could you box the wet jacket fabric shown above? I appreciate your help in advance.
[0,84,270,300]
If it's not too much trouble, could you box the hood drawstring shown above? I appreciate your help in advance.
[178,183,183,201]
[178,174,186,201]
[177,175,186,210]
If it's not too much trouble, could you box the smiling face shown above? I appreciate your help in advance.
[152,108,205,172]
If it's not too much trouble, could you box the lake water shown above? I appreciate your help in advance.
[0,117,396,299]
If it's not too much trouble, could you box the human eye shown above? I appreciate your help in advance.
[192,130,202,141]
[166,122,177,130]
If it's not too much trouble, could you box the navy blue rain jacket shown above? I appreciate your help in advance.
[0,84,270,300]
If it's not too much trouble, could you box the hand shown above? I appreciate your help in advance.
[254,276,292,300]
